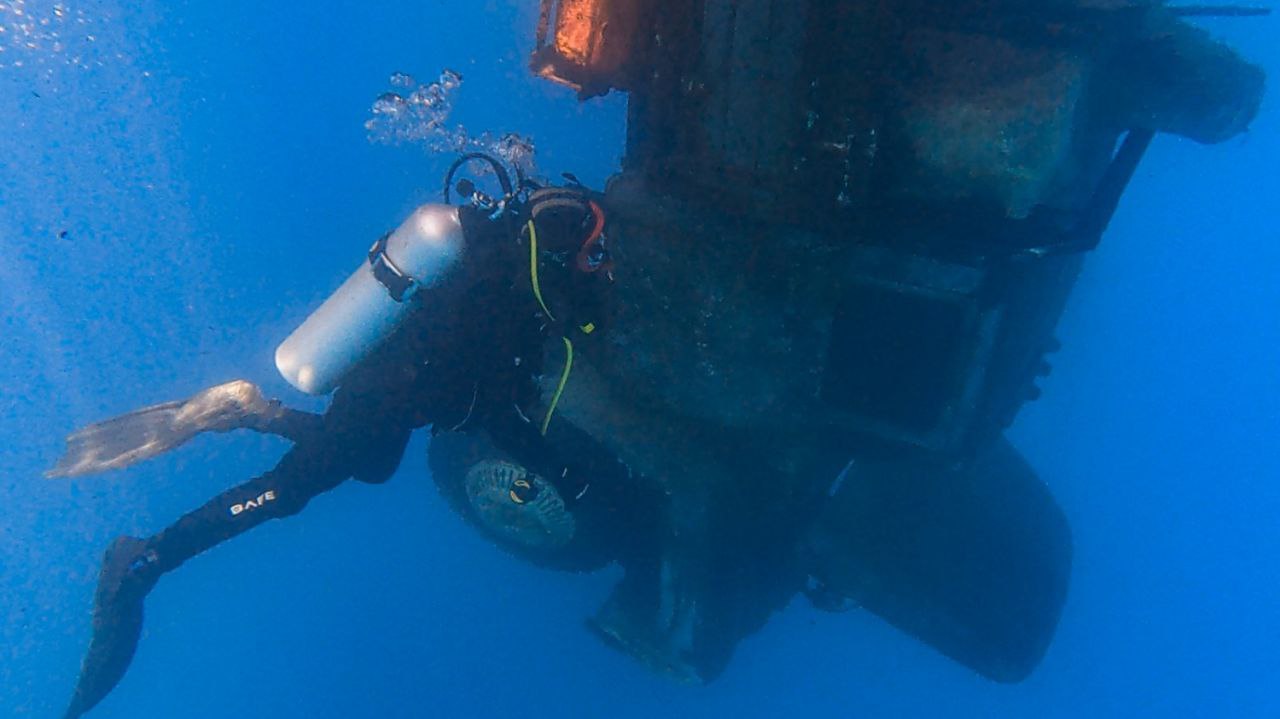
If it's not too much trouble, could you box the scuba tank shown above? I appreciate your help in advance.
[275,153,520,395]
[275,203,466,395]
[275,152,608,396]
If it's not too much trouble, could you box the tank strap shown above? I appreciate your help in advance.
[367,232,417,302]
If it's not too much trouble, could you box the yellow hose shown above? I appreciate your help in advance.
[528,220,556,321]
[541,336,573,436]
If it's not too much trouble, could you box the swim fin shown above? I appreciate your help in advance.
[46,380,281,478]
[63,536,161,719]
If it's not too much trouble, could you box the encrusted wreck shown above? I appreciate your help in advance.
[445,0,1266,682]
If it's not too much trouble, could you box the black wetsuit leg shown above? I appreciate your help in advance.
[145,380,417,573]
[62,380,419,719]
[63,380,422,719]
[148,429,411,572]
[248,404,327,443]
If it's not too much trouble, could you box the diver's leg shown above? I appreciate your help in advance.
[243,403,325,443]
[61,463,340,719]
[144,410,412,570]
[62,423,412,719]
[63,309,431,717]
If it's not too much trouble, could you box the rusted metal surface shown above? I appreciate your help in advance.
[530,0,646,97]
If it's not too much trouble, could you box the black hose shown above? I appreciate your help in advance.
[442,152,515,205]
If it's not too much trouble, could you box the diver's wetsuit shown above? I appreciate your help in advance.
[65,203,650,719]
[146,208,550,571]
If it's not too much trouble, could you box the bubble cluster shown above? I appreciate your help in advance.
[0,1,116,75]
[485,131,537,176]
[365,69,538,178]
[364,68,463,145]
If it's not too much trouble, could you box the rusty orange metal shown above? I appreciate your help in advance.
[530,0,641,98]
[551,0,600,63]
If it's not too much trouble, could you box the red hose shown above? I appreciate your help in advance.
[575,200,609,273]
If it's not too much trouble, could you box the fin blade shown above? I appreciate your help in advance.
[45,380,276,479]
[64,538,154,718]
[45,401,186,478]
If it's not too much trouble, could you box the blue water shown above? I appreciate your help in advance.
[1,2,1276,717]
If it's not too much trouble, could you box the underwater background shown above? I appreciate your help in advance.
[0,1,1276,717]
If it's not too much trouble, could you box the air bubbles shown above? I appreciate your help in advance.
[0,1,125,80]
[365,68,538,178]
[371,91,404,116]
[491,132,535,172]
[364,69,460,145]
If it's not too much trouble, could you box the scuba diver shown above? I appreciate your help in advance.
[49,2,1270,712]
[50,156,660,719]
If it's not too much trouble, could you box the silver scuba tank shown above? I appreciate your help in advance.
[274,203,466,395]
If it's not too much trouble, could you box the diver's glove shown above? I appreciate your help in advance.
[63,536,162,719]
[46,380,284,478]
